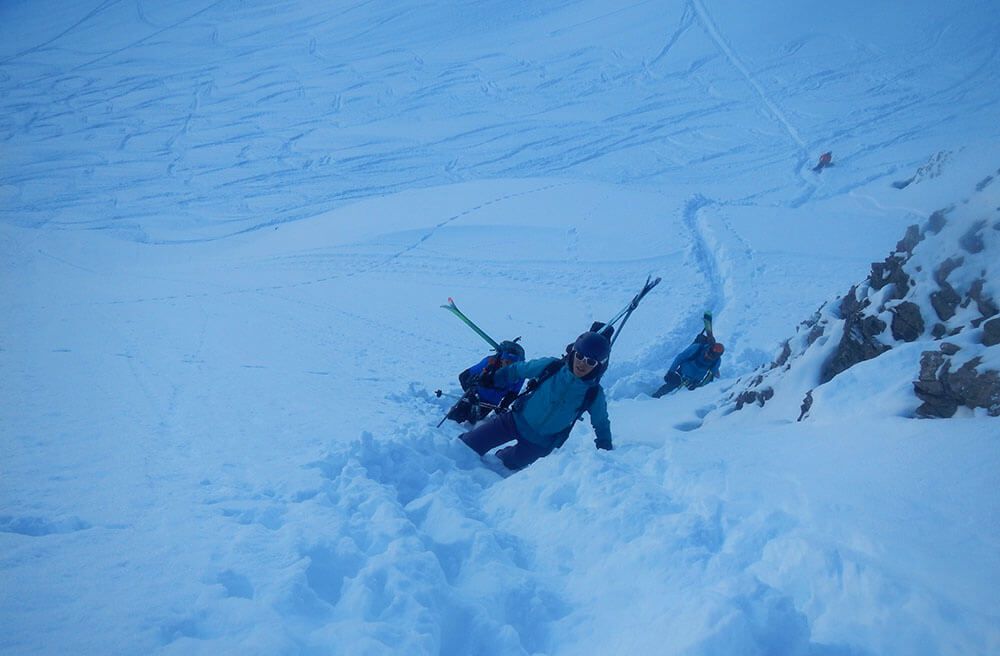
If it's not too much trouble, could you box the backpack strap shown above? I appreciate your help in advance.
[516,359,565,402]
[551,383,602,450]
[512,359,603,449]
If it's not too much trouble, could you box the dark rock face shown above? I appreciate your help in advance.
[820,314,889,384]
[931,286,961,321]
[797,390,813,421]
[774,341,792,368]
[735,386,774,410]
[914,351,956,417]
[870,255,911,299]
[838,285,864,318]
[934,257,964,285]
[927,209,948,234]
[969,279,998,319]
[949,358,1000,412]
[915,349,1000,418]
[940,342,961,356]
[959,220,986,254]
[890,302,925,342]
[930,258,963,321]
[806,324,824,346]
[984,317,1000,347]
[895,224,923,254]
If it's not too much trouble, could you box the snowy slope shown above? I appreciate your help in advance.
[2,1,999,655]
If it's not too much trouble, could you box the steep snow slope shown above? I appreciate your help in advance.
[1,1,998,655]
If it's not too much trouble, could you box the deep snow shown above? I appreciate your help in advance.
[1,1,998,654]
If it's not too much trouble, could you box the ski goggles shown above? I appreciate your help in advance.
[574,351,604,367]
[500,352,522,363]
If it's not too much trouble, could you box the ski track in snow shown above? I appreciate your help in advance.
[686,0,822,208]
[0,1,815,241]
[688,0,806,152]
[682,194,725,312]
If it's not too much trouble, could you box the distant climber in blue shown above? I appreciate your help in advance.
[458,331,614,471]
[652,340,724,398]
[446,340,526,425]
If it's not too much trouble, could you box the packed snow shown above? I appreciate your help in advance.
[1,1,998,654]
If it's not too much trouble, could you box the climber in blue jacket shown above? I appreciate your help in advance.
[458,331,613,471]
[446,340,526,425]
[652,341,724,398]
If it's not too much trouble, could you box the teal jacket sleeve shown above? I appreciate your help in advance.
[588,387,613,447]
[493,357,559,389]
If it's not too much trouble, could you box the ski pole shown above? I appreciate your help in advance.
[437,389,473,427]
[434,389,464,401]
[436,391,503,427]
[435,389,502,410]
[441,298,501,350]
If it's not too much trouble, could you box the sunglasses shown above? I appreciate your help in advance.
[574,351,604,367]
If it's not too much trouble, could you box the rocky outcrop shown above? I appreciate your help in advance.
[930,257,963,321]
[984,317,1000,347]
[890,301,924,342]
[914,344,1000,417]
[969,278,999,321]
[723,174,999,420]
[820,309,889,384]
[734,386,773,410]
[870,255,910,299]
[891,151,952,190]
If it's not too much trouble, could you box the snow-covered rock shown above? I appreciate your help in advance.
[724,169,1000,420]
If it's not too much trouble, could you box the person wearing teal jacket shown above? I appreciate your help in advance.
[458,331,613,471]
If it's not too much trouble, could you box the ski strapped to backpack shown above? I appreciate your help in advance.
[506,276,661,411]
[694,310,715,345]
[441,297,501,351]
[601,275,661,346]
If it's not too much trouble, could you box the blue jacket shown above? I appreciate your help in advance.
[670,343,721,387]
[463,356,525,405]
[494,357,612,450]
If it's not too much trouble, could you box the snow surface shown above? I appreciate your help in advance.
[1,1,998,654]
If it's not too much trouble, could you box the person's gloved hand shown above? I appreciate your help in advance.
[595,438,613,451]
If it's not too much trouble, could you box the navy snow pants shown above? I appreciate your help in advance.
[459,411,552,471]
[652,371,684,398]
